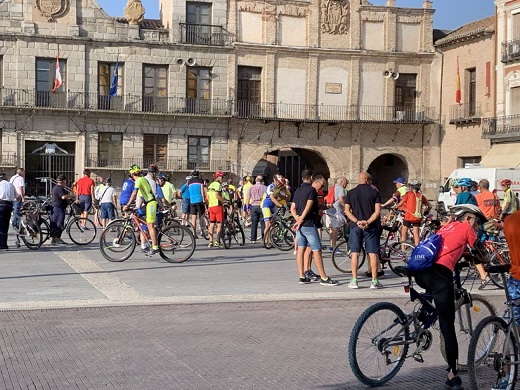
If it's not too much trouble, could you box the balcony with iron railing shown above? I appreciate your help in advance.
[233,101,437,123]
[179,23,231,46]
[84,154,231,172]
[482,114,520,138]
[0,152,17,167]
[449,102,481,125]
[502,39,520,63]
[0,88,438,123]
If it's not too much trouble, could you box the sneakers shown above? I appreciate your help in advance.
[299,277,311,284]
[139,247,148,253]
[305,270,320,282]
[348,279,359,289]
[370,280,384,289]
[54,238,67,245]
[493,377,510,390]
[146,248,159,257]
[479,276,491,290]
[328,246,334,253]
[445,376,463,390]
[320,277,339,286]
[213,241,222,248]
[208,242,214,248]
[249,240,257,244]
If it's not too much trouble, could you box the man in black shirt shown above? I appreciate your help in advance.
[50,175,74,244]
[344,172,382,289]
[291,170,338,286]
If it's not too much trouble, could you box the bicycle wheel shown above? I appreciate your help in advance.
[199,215,209,240]
[67,217,96,245]
[221,221,232,249]
[159,224,196,263]
[489,249,510,289]
[270,223,294,251]
[99,222,136,262]
[20,219,43,250]
[241,215,252,240]
[467,316,518,390]
[37,216,51,244]
[331,240,366,273]
[440,294,496,371]
[233,221,246,246]
[386,242,415,275]
[349,302,409,386]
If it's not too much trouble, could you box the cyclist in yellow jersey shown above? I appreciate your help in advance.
[207,171,225,247]
[500,179,518,220]
[124,165,159,256]
[157,173,176,205]
[261,174,291,239]
[242,175,253,220]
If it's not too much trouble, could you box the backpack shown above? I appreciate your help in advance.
[406,233,443,272]
[325,185,335,205]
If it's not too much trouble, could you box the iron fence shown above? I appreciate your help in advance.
[0,152,17,167]
[449,102,482,124]
[502,39,520,63]
[482,115,520,138]
[179,23,231,46]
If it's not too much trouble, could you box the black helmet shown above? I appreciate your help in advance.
[191,169,200,177]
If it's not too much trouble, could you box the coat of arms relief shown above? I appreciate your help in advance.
[321,0,349,34]
[35,0,69,22]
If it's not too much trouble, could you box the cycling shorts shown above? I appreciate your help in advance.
[208,205,224,223]
[145,200,158,223]
[262,206,275,221]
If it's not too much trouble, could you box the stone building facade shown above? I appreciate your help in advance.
[0,0,441,200]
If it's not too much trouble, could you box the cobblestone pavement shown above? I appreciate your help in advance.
[0,297,506,390]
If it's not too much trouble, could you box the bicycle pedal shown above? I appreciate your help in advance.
[412,353,424,363]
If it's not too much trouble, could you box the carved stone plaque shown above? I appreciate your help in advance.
[35,0,69,22]
[321,0,349,34]
[325,83,342,94]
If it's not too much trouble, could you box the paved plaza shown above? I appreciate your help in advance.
[0,233,508,389]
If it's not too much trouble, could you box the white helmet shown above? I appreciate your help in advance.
[449,204,487,224]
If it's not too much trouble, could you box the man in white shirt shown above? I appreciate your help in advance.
[9,168,25,229]
[0,172,19,250]
[98,178,117,228]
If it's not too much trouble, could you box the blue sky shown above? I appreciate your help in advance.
[97,0,495,30]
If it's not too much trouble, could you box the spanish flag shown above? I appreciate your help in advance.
[52,55,62,93]
[455,56,461,104]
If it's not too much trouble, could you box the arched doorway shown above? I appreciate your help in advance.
[252,148,330,188]
[367,154,408,201]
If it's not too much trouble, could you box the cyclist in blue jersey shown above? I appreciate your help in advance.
[119,174,135,214]
[179,176,191,222]
[261,174,290,239]
[187,170,206,237]
[453,178,478,206]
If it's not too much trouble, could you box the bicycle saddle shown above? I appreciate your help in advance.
[393,266,409,277]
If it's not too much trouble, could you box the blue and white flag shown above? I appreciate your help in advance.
[109,61,119,97]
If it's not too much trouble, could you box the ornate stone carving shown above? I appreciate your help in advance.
[361,11,386,21]
[279,4,309,17]
[34,0,69,22]
[124,0,145,25]
[397,15,422,24]
[321,0,349,34]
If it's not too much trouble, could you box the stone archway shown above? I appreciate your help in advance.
[251,147,331,188]
[367,154,408,201]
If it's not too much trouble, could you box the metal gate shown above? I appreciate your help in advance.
[25,141,75,196]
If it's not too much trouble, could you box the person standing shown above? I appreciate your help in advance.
[475,179,500,234]
[247,175,266,243]
[9,168,25,229]
[207,171,225,247]
[381,177,409,208]
[344,172,383,289]
[119,174,135,213]
[0,172,19,250]
[50,175,75,245]
[187,170,206,238]
[99,178,117,228]
[500,179,517,220]
[158,174,176,205]
[179,176,191,223]
[291,169,338,286]
[241,175,253,221]
[145,164,159,196]
[75,169,95,225]
[325,176,348,252]
[395,179,431,246]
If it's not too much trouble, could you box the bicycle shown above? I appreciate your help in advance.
[467,263,519,390]
[220,201,245,249]
[263,206,295,251]
[12,206,43,250]
[348,261,496,386]
[331,222,414,275]
[99,208,196,263]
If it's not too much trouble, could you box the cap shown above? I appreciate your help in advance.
[393,177,406,184]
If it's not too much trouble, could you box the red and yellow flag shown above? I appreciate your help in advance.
[455,56,461,104]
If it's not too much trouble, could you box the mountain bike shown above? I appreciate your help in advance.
[220,201,245,249]
[348,261,495,386]
[99,209,196,263]
[263,206,295,251]
[467,263,519,390]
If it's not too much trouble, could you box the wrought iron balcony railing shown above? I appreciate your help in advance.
[0,152,17,167]
[502,39,520,63]
[449,102,481,125]
[0,88,438,123]
[179,23,231,46]
[233,101,437,123]
[482,114,520,138]
[84,154,231,172]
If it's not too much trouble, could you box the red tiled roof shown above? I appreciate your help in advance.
[435,16,495,46]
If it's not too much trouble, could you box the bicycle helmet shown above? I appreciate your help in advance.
[245,175,252,182]
[129,164,141,174]
[408,179,421,191]
[213,170,225,179]
[157,173,167,181]
[273,174,286,186]
[148,164,159,173]
[454,178,473,188]
[190,169,200,177]
[501,179,512,186]
[449,204,487,224]
[185,175,192,181]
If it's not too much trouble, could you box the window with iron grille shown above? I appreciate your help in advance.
[186,2,212,44]
[98,62,124,110]
[186,67,211,113]
[35,58,66,107]
[467,68,477,117]
[188,136,210,168]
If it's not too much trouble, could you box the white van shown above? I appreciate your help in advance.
[437,164,520,210]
